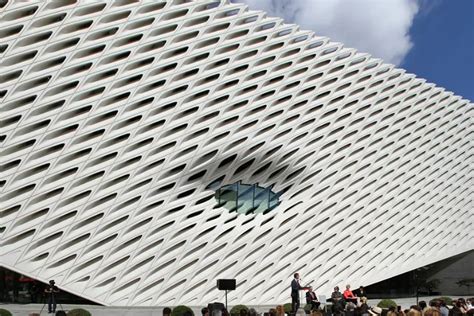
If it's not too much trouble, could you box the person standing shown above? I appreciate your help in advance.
[291,273,307,315]
[44,280,59,314]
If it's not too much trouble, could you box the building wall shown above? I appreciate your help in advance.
[1,0,473,306]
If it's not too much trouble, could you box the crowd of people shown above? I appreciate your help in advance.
[403,298,474,316]
[100,272,474,316]
[288,272,474,316]
[316,292,474,316]
[160,297,474,316]
[323,284,473,316]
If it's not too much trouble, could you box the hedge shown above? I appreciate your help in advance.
[67,308,92,316]
[172,305,194,316]
[377,299,398,309]
[0,309,12,316]
[437,297,453,305]
[283,303,293,314]
[230,305,249,316]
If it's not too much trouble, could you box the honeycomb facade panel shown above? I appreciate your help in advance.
[0,0,473,306]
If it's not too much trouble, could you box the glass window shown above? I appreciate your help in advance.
[214,181,280,215]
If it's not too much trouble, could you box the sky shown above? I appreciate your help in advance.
[234,0,474,102]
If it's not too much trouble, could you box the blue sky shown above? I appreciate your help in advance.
[237,0,473,102]
[401,0,474,102]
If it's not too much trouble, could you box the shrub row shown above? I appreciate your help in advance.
[0,308,12,316]
[67,308,92,316]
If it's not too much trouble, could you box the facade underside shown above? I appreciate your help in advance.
[0,0,473,307]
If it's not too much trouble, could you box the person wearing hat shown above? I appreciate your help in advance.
[369,306,383,316]
[44,280,59,314]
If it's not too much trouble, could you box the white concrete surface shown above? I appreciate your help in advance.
[1,0,472,308]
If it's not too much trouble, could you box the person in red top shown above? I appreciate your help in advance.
[343,284,355,299]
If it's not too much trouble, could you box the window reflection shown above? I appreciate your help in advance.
[214,181,280,215]
[0,266,98,304]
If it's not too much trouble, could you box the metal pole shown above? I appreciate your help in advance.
[235,183,239,213]
[415,271,419,305]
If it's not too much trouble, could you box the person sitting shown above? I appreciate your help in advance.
[311,311,323,316]
[408,309,422,316]
[276,305,286,316]
[331,286,342,301]
[306,286,320,311]
[419,301,428,316]
[387,306,398,316]
[449,300,463,316]
[357,286,367,299]
[424,308,442,316]
[331,286,344,315]
[459,299,468,314]
[343,284,356,299]
[358,297,370,316]
[467,298,473,311]
[369,306,382,316]
[345,301,356,316]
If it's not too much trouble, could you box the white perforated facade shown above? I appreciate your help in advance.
[0,0,472,307]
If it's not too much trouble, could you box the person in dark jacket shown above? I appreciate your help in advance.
[331,286,344,315]
[306,286,320,311]
[291,273,307,315]
[356,286,367,299]
[358,297,370,316]
[44,280,59,314]
[448,300,463,316]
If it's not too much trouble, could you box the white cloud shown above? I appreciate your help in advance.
[233,0,420,65]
